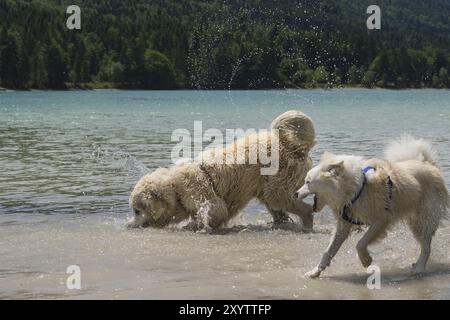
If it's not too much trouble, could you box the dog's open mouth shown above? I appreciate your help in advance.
[313,195,319,212]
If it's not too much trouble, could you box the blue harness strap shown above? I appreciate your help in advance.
[362,166,376,174]
[340,166,376,225]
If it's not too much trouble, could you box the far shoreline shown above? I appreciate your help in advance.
[1,85,450,92]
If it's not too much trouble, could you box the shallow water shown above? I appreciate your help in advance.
[0,89,449,299]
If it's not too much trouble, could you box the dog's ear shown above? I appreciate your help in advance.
[149,189,162,200]
[139,188,162,207]
[321,151,335,161]
[323,161,344,176]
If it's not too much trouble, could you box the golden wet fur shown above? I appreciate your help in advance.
[129,110,316,232]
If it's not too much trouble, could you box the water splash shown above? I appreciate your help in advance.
[187,1,353,93]
[90,147,150,181]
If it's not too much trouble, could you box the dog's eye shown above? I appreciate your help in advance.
[306,180,311,184]
[134,209,141,215]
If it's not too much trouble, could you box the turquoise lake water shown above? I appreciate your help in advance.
[1,89,449,218]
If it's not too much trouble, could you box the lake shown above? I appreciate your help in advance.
[0,89,449,299]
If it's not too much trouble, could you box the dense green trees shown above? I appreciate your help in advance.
[0,0,449,89]
[359,48,450,88]
[47,42,68,88]
[0,28,20,88]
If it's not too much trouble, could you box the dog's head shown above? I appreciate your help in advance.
[271,110,316,152]
[128,168,185,228]
[295,152,346,212]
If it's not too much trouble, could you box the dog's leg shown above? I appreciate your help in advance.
[356,220,388,268]
[264,204,293,227]
[408,217,434,275]
[268,208,291,224]
[286,200,314,233]
[196,197,229,233]
[305,220,351,278]
[412,233,432,275]
[409,196,443,275]
[261,197,296,230]
[266,207,305,232]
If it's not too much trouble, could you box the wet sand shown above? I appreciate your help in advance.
[1,208,449,300]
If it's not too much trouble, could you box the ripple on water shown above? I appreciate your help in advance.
[1,90,449,217]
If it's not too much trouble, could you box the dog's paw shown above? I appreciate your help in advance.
[359,254,373,268]
[302,226,313,234]
[411,263,425,276]
[126,219,144,229]
[125,221,136,229]
[304,267,322,279]
[197,225,213,234]
[357,247,373,268]
[182,221,200,232]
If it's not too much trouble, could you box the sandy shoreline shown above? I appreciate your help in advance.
[1,210,449,300]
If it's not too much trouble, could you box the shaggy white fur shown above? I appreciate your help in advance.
[385,134,438,165]
[296,135,449,278]
[129,110,316,232]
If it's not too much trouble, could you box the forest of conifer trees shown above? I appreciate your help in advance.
[0,0,449,89]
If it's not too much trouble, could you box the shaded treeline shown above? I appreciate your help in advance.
[0,0,449,89]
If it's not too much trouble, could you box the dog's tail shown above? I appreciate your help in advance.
[271,110,316,152]
[384,135,439,166]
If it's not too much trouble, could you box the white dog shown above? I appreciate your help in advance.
[296,135,449,278]
[129,110,316,232]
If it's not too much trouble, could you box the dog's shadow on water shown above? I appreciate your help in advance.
[326,263,450,285]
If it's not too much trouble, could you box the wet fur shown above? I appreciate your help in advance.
[129,110,316,232]
[296,135,449,278]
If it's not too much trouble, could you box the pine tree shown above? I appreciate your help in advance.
[46,42,68,89]
[0,32,20,88]
[31,44,48,88]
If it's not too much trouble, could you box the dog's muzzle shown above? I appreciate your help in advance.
[295,184,312,200]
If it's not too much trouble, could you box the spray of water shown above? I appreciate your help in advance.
[186,1,355,118]
[90,147,150,181]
